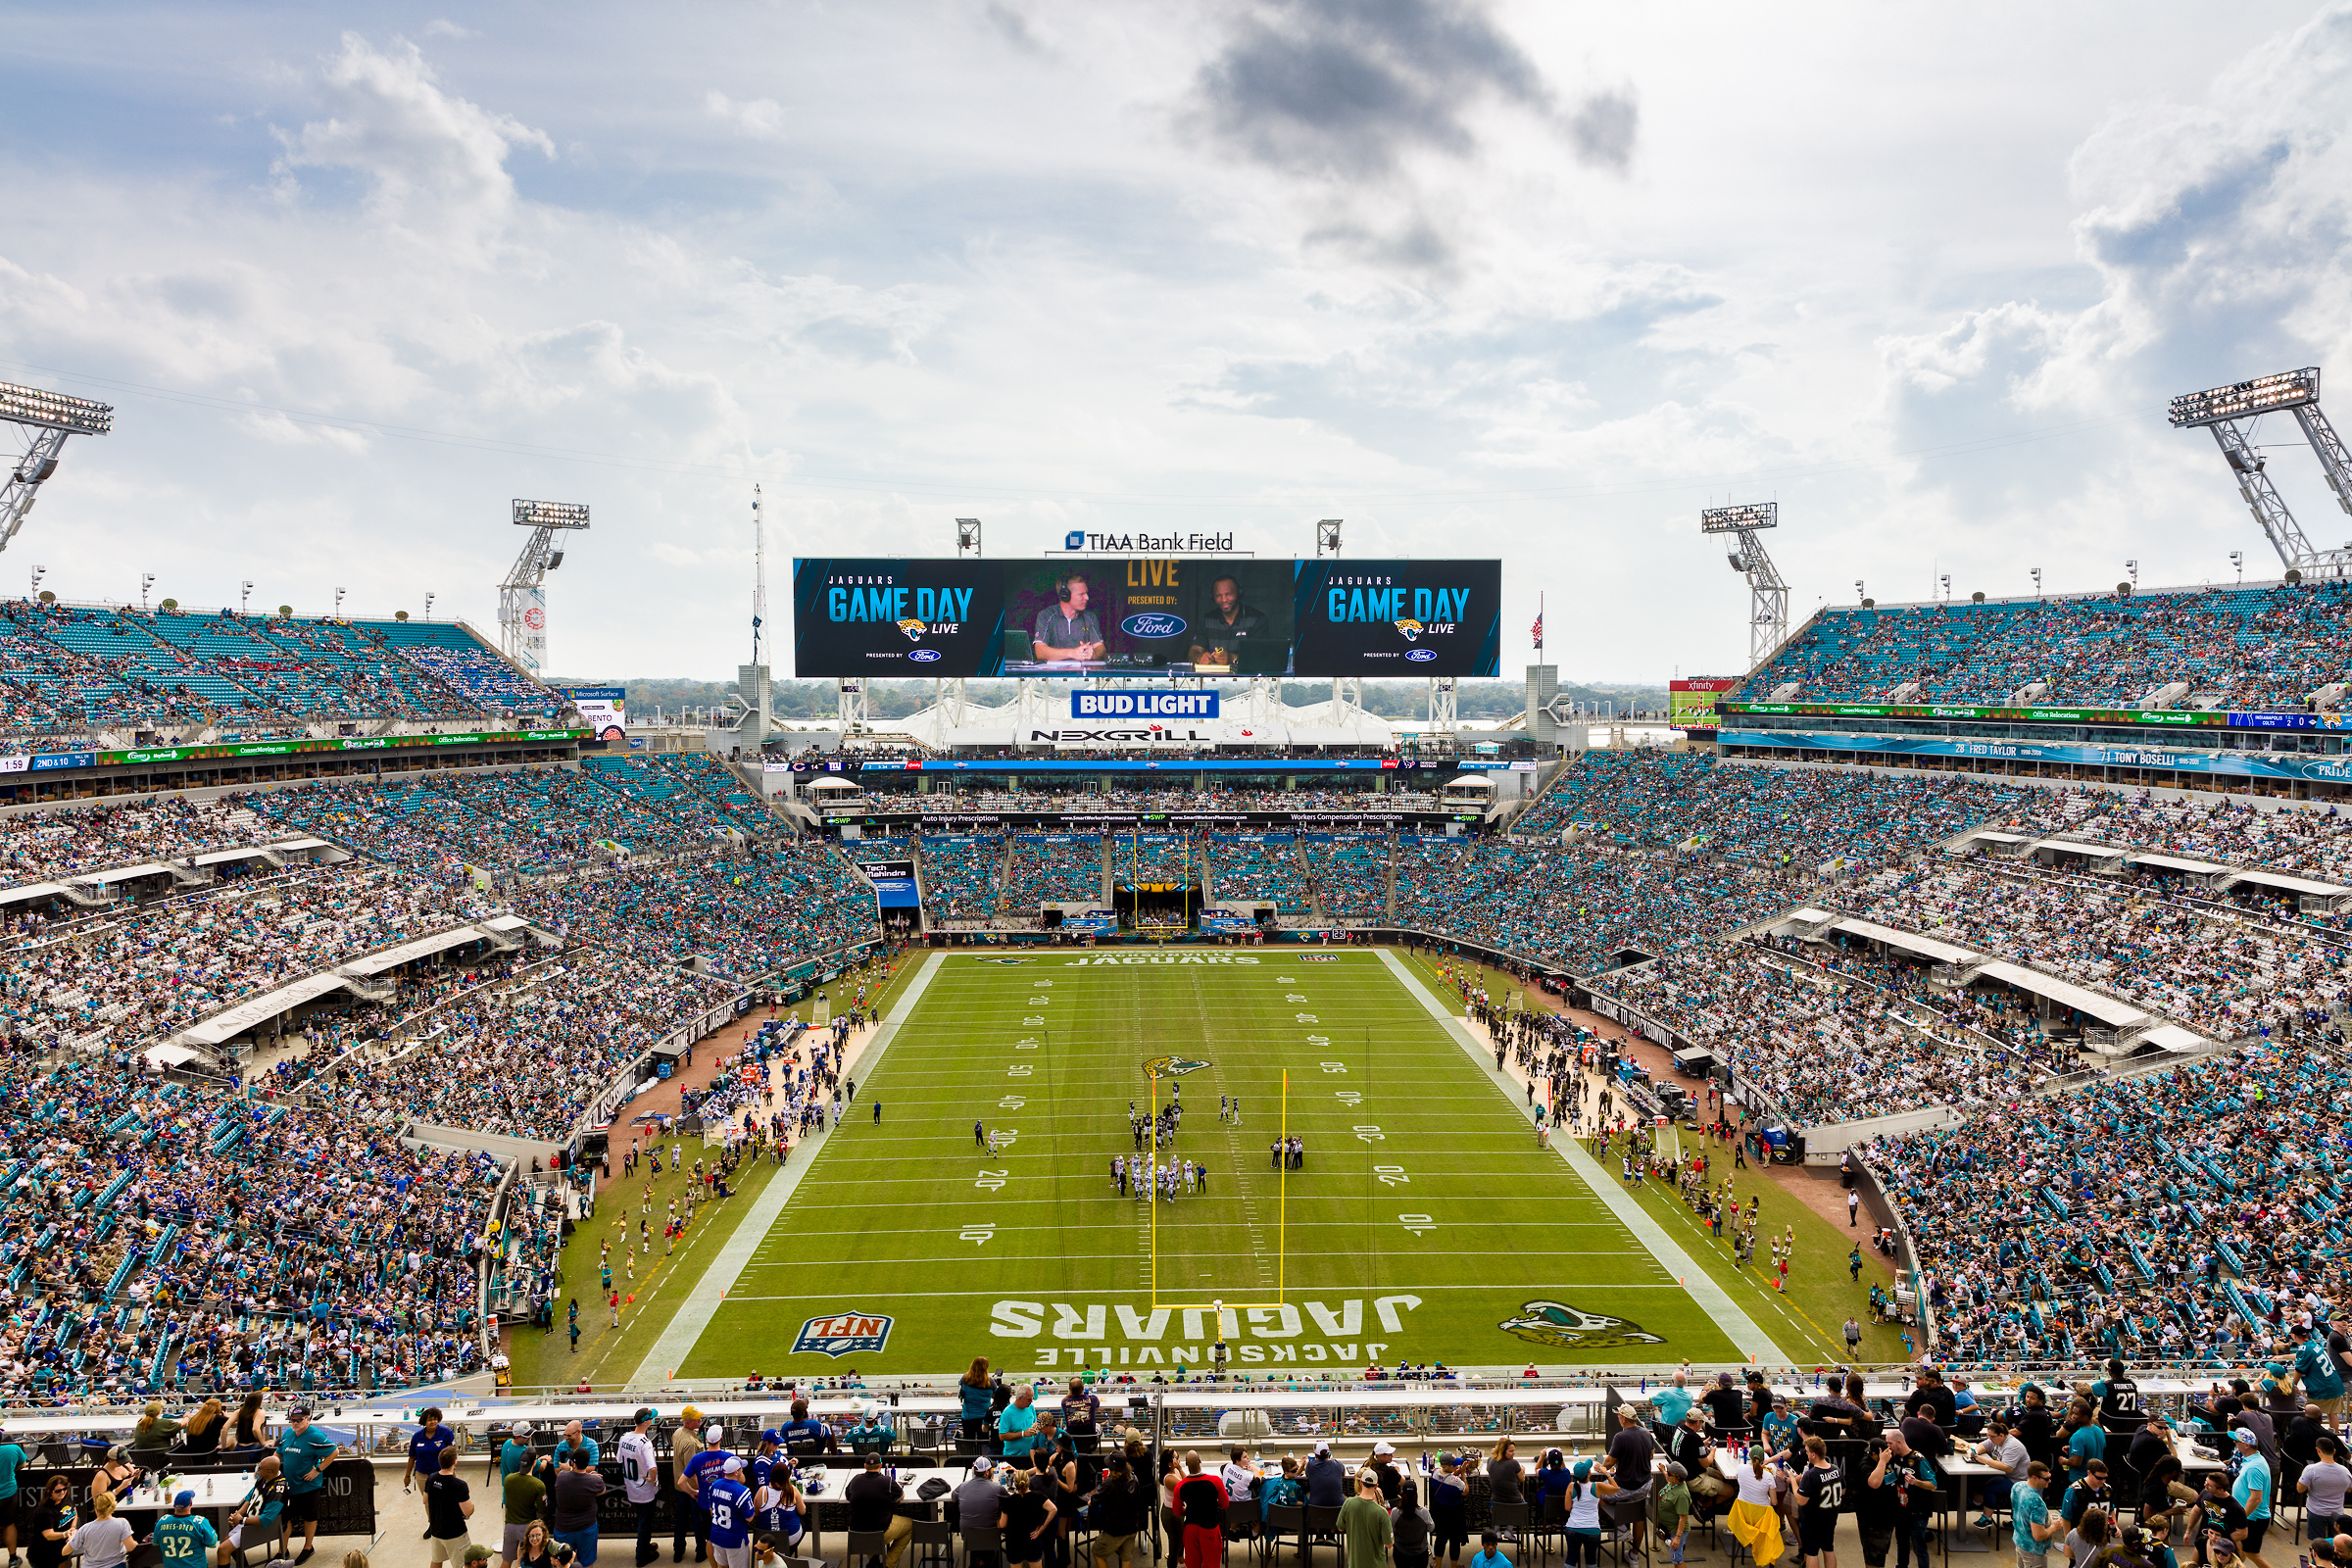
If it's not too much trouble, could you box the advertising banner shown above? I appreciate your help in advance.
[1669,677,1740,729]
[560,685,628,741]
[792,557,1496,677]
[1291,558,1501,676]
[1071,690,1221,719]
[1721,728,2352,783]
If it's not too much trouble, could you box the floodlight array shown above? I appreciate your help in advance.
[2168,368,2320,428]
[0,382,114,436]
[512,499,591,528]
[1700,502,1777,534]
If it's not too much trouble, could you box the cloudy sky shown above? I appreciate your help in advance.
[5,0,2351,681]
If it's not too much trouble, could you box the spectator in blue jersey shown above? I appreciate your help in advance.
[277,1407,343,1565]
[702,1457,757,1568]
[555,1423,602,1470]
[409,1409,460,1536]
[779,1399,834,1457]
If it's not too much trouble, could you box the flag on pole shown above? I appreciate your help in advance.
[1532,612,1543,646]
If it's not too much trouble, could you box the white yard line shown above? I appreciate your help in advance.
[628,950,947,1385]
[1373,948,1790,1366]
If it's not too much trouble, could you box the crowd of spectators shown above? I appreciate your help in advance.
[2028,788,2352,885]
[0,599,555,738]
[1514,751,2034,865]
[0,862,499,1055]
[1112,832,1199,887]
[0,1054,499,1399]
[1208,834,1307,908]
[247,763,741,874]
[1853,862,2347,1040]
[1304,834,1390,921]
[0,795,289,884]
[917,835,1007,919]
[518,840,879,981]
[1738,580,2352,710]
[1591,949,2047,1125]
[1863,1039,2352,1365]
[1004,834,1104,908]
[265,949,738,1139]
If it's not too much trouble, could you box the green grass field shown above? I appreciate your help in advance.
[646,949,1768,1380]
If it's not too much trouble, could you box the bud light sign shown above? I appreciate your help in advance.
[1072,691,1220,718]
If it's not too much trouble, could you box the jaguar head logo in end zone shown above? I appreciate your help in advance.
[1143,1054,1212,1080]
[793,1310,895,1357]
[1498,1299,1663,1349]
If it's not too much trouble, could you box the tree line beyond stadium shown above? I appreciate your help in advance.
[793,557,1502,678]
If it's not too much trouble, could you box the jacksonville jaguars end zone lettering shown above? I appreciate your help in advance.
[990,1298,1422,1368]
[987,1297,1660,1367]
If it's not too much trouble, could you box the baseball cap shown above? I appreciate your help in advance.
[974,1457,995,1473]
[287,1406,313,1422]
[760,1429,783,1445]
[681,1404,703,1422]
[634,1409,658,1427]
[2233,1428,2259,1446]
[707,1425,723,1444]
[513,1422,534,1439]
[1373,1443,1396,1456]
[724,1457,746,1474]
[173,1491,195,1507]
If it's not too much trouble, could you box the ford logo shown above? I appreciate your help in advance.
[1405,648,1437,662]
[908,648,942,662]
[1122,613,1186,638]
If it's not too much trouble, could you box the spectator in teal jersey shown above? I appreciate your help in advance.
[999,1387,1042,1460]
[1652,1373,1695,1431]
[152,1493,218,1568]
[276,1406,343,1564]
[0,1423,28,1565]
[497,1423,536,1485]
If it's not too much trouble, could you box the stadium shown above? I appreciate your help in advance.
[10,12,2352,1568]
[2,361,2349,1564]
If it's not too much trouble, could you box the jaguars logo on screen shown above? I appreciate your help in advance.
[793,1310,896,1358]
[1393,619,1425,641]
[1143,1054,1211,1080]
[1498,1300,1664,1349]
[897,618,926,642]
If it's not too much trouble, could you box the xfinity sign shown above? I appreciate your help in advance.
[1061,532,1239,553]
[1072,690,1220,719]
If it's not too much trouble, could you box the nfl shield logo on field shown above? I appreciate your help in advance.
[794,1310,895,1357]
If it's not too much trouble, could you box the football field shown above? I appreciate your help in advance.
[647,948,1779,1380]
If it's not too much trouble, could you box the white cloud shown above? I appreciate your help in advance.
[0,3,2345,680]
[705,89,786,140]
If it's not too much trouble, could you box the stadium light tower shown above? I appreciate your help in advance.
[0,381,114,560]
[1316,518,1343,557]
[1700,502,1789,667]
[2170,368,2352,578]
[502,500,590,678]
